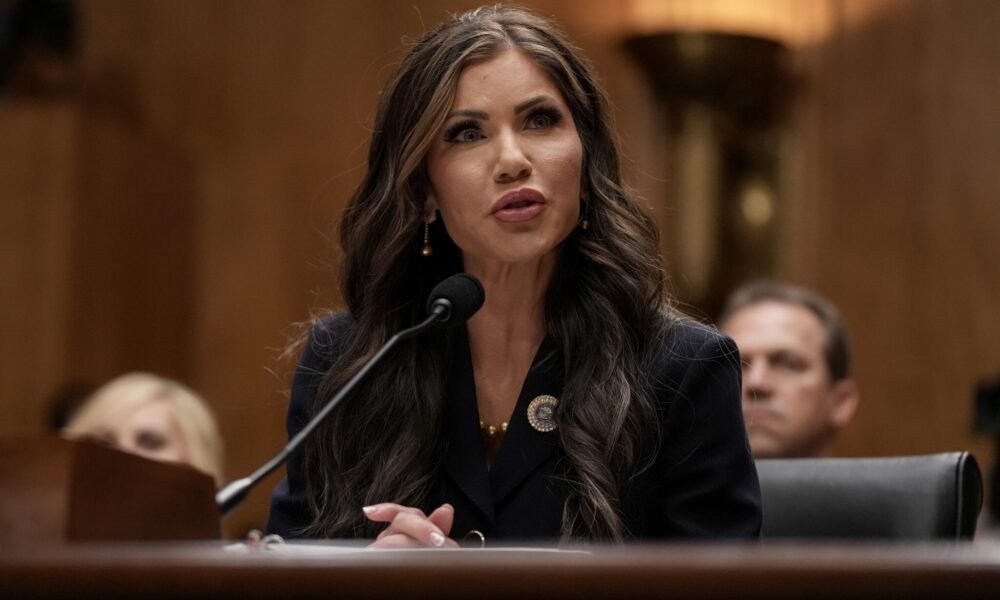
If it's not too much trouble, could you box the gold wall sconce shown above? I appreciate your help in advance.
[626,32,793,317]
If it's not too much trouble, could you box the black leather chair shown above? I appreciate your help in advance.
[755,452,983,540]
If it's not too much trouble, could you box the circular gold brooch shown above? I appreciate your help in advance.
[527,395,559,433]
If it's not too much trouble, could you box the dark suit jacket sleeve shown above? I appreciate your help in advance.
[265,315,347,537]
[649,325,762,538]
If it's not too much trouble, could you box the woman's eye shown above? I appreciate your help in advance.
[444,120,484,143]
[526,108,562,130]
[456,128,483,142]
[135,430,167,451]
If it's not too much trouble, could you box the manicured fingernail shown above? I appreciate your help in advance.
[362,505,378,515]
[430,532,446,547]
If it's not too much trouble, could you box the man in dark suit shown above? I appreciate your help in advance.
[719,281,860,459]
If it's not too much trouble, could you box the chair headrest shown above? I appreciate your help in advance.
[755,452,983,540]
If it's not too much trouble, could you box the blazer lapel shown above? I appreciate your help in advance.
[442,330,496,526]
[441,334,565,519]
[488,343,562,504]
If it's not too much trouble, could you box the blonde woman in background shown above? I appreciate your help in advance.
[63,372,225,485]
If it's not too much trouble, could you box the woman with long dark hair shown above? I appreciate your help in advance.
[268,5,761,546]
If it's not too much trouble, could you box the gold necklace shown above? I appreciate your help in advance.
[479,420,508,438]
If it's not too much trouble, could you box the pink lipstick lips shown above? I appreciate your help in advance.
[491,188,546,223]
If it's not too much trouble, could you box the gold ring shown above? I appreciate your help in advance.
[463,529,486,549]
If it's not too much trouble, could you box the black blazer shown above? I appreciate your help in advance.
[267,314,761,542]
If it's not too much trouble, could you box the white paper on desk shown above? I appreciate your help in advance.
[225,541,589,555]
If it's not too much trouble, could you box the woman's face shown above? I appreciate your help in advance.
[425,49,584,267]
[93,398,188,464]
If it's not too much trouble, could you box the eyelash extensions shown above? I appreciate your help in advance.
[444,118,482,142]
[443,105,564,143]
[525,106,562,129]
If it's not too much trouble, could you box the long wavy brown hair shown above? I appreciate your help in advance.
[300,4,673,542]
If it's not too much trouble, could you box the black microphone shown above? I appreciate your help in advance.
[426,273,485,328]
[216,273,485,516]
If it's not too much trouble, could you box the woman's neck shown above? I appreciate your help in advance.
[463,255,554,425]
[465,255,552,347]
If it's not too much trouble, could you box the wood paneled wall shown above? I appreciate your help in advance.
[2,0,999,535]
[790,0,1000,462]
[1,103,77,436]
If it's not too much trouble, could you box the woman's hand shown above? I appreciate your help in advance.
[364,503,459,548]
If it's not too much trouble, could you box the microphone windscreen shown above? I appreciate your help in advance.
[426,273,485,327]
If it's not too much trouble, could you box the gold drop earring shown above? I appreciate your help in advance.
[421,221,433,257]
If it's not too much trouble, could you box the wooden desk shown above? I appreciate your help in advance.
[2,543,999,598]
